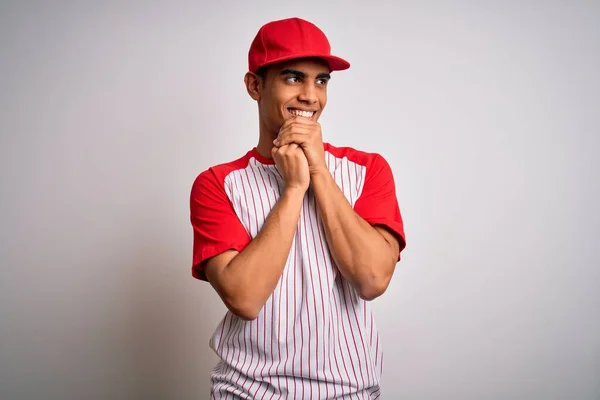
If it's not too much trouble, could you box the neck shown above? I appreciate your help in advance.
[255,118,277,159]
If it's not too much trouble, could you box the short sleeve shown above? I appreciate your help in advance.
[189,169,251,281]
[353,154,406,259]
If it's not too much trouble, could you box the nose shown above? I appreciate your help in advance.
[298,83,318,104]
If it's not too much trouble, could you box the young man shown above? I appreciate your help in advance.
[190,17,406,399]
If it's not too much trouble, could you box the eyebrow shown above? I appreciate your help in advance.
[280,69,331,80]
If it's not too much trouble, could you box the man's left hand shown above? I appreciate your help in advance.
[274,117,327,174]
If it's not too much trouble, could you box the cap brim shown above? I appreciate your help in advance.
[255,53,350,72]
[322,55,351,71]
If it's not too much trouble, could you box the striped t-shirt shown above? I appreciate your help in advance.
[190,143,406,399]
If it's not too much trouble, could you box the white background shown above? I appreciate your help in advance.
[1,1,599,399]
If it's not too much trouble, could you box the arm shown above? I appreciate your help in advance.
[204,187,304,320]
[274,117,405,300]
[310,168,401,300]
[192,143,310,320]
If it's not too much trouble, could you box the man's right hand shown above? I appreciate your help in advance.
[272,143,310,192]
[204,143,309,320]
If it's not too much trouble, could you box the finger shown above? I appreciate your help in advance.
[279,117,294,129]
[289,116,318,126]
[280,143,298,155]
[279,117,318,134]
[279,121,319,136]
[279,116,304,130]
[274,143,297,152]
[275,143,294,153]
[279,122,314,132]
[276,125,313,142]
[276,133,309,147]
[275,128,308,143]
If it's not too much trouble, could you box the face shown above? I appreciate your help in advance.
[246,58,331,135]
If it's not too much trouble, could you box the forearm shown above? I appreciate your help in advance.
[311,170,397,300]
[219,188,305,316]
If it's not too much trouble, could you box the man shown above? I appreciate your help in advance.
[190,17,406,399]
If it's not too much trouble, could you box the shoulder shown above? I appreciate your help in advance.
[325,143,391,170]
[191,150,254,194]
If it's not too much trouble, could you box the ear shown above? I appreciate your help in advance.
[244,72,261,101]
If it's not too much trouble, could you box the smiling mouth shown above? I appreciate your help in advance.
[288,108,316,119]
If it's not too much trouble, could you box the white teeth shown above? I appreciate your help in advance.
[290,109,315,118]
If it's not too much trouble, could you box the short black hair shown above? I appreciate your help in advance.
[254,58,330,80]
[255,65,268,79]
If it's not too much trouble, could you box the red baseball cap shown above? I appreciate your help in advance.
[248,17,350,73]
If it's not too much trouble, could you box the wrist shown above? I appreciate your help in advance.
[283,185,307,199]
[309,163,330,178]
[309,165,332,182]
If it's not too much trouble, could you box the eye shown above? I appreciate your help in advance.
[316,78,329,86]
[286,75,300,83]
